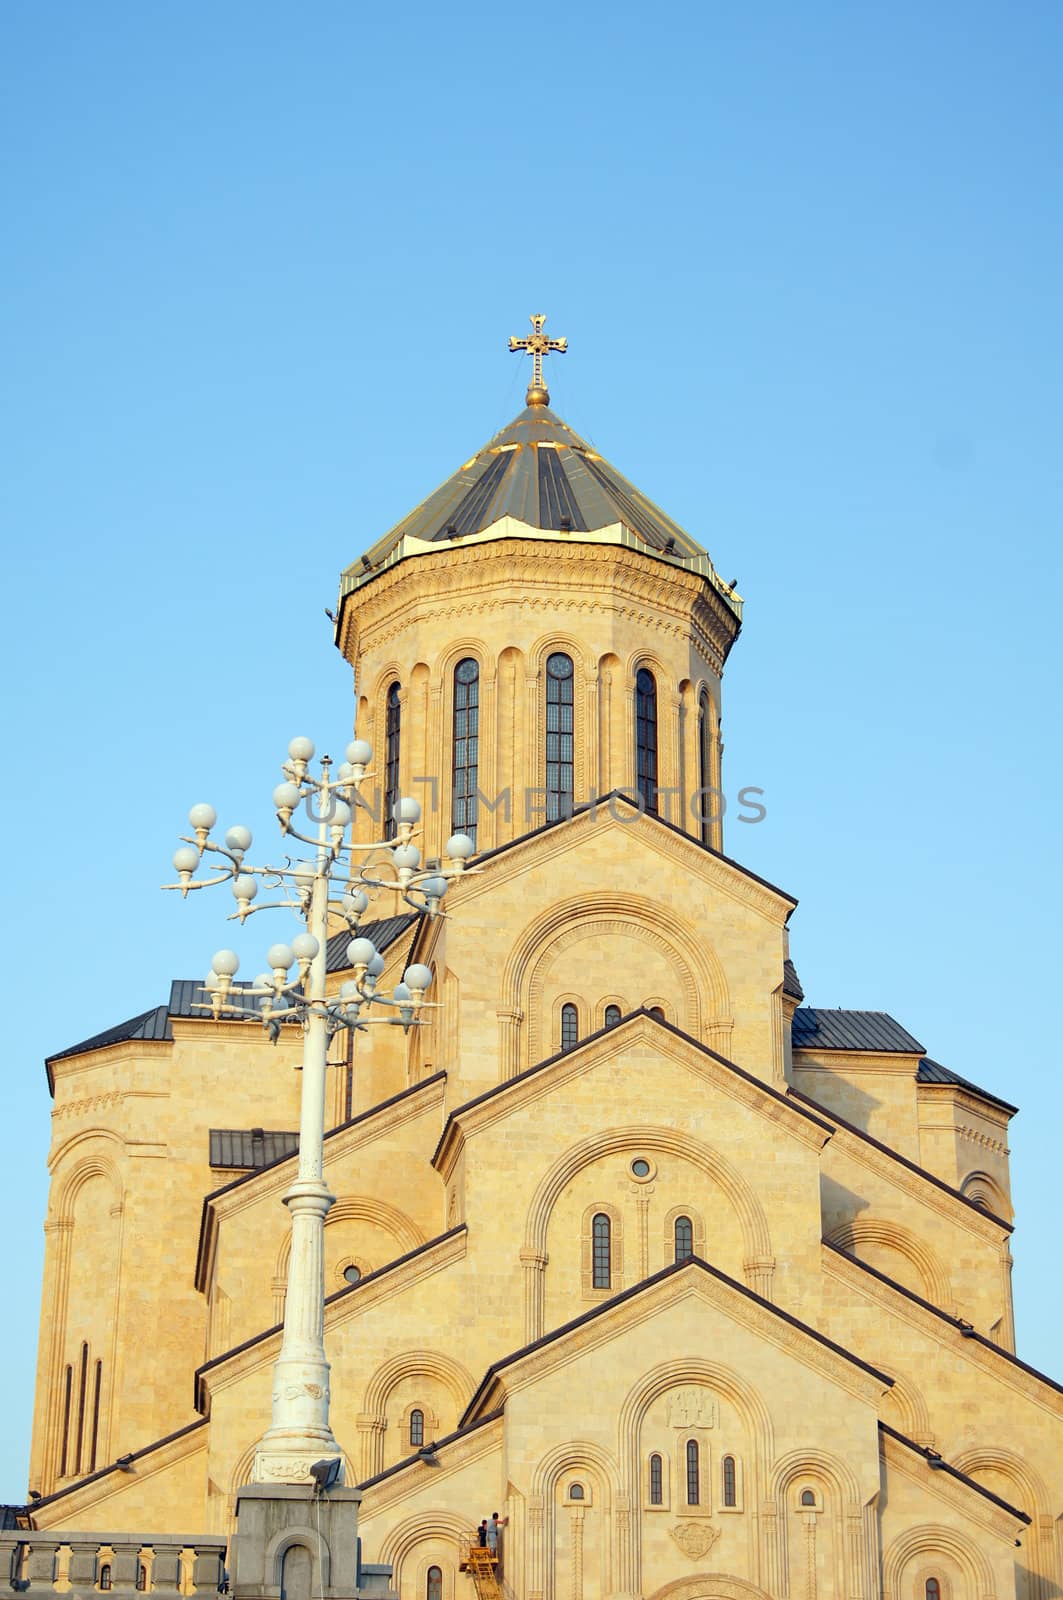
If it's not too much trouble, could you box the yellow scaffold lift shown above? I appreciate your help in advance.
[460,1544,503,1599]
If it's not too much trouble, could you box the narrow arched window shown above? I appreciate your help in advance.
[698,689,713,845]
[384,681,401,840]
[604,1004,621,1028]
[452,658,479,847]
[635,667,658,813]
[648,1005,665,1021]
[592,1213,611,1289]
[685,1439,700,1505]
[426,1567,443,1600]
[568,1482,584,1501]
[649,1453,663,1505]
[90,1359,102,1472]
[722,1454,736,1506]
[674,1216,694,1262]
[99,1566,112,1592]
[74,1341,88,1474]
[59,1363,72,1476]
[800,1488,816,1507]
[925,1582,941,1600]
[409,1408,424,1448]
[561,1003,579,1052]
[545,653,575,821]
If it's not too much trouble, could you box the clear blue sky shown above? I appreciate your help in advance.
[1,1,1060,1497]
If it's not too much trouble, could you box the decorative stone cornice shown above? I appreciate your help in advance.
[340,538,738,676]
[823,1245,1063,1419]
[196,1227,468,1410]
[358,1414,503,1519]
[879,1429,1027,1542]
[452,803,795,924]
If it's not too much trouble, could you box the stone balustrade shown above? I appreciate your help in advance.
[0,1535,226,1597]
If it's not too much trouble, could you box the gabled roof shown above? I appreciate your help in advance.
[351,404,718,570]
[470,788,798,911]
[45,914,419,1090]
[823,1239,1063,1401]
[917,1055,1018,1116]
[433,1008,833,1171]
[791,1010,1015,1116]
[194,1071,446,1289]
[461,1254,891,1424]
[879,1423,1029,1523]
[792,1008,924,1054]
[783,958,804,1002]
[46,1004,172,1069]
[194,1223,466,1412]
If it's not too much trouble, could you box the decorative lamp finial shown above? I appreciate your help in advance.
[508,313,567,406]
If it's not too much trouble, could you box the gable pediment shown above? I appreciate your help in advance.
[433,1010,832,1178]
[463,1254,891,1423]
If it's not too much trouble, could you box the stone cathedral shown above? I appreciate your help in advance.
[23,327,1063,1600]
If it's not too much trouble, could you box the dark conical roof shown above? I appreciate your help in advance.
[359,405,709,564]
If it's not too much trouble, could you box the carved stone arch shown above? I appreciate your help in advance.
[693,675,722,718]
[769,1446,862,1506]
[530,1439,620,1599]
[950,1446,1047,1518]
[274,1195,424,1280]
[618,1359,773,1597]
[528,629,595,681]
[434,635,491,683]
[882,1524,995,1600]
[363,1348,475,1418]
[960,1170,1010,1218]
[646,1577,775,1600]
[525,1125,771,1277]
[879,1370,934,1447]
[371,658,406,705]
[52,1140,124,1221]
[531,1437,621,1499]
[527,916,700,1063]
[503,892,731,1072]
[625,644,672,683]
[264,1526,329,1590]
[826,1218,953,1309]
[359,1350,475,1479]
[229,1441,260,1496]
[377,1512,477,1583]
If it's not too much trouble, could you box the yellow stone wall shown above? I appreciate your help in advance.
[25,521,1059,1600]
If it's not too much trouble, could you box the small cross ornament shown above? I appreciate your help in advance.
[508,313,567,406]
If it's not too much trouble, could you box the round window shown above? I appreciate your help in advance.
[631,1158,651,1178]
[456,658,479,684]
[343,1264,362,1285]
[547,653,574,679]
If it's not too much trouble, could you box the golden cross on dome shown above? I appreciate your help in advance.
[508,313,567,407]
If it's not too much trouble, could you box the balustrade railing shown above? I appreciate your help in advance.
[0,1536,226,1596]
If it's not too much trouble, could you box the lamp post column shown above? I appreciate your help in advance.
[252,848,342,1483]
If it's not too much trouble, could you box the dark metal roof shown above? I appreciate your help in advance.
[46,1004,172,1066]
[350,405,718,569]
[46,914,421,1082]
[209,1128,299,1169]
[917,1055,1018,1115]
[325,912,420,971]
[783,959,804,1002]
[792,1008,925,1054]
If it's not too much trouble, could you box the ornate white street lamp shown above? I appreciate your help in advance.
[164,735,475,1485]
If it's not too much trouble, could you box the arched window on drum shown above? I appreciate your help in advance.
[452,658,479,848]
[545,653,575,820]
[635,667,658,814]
